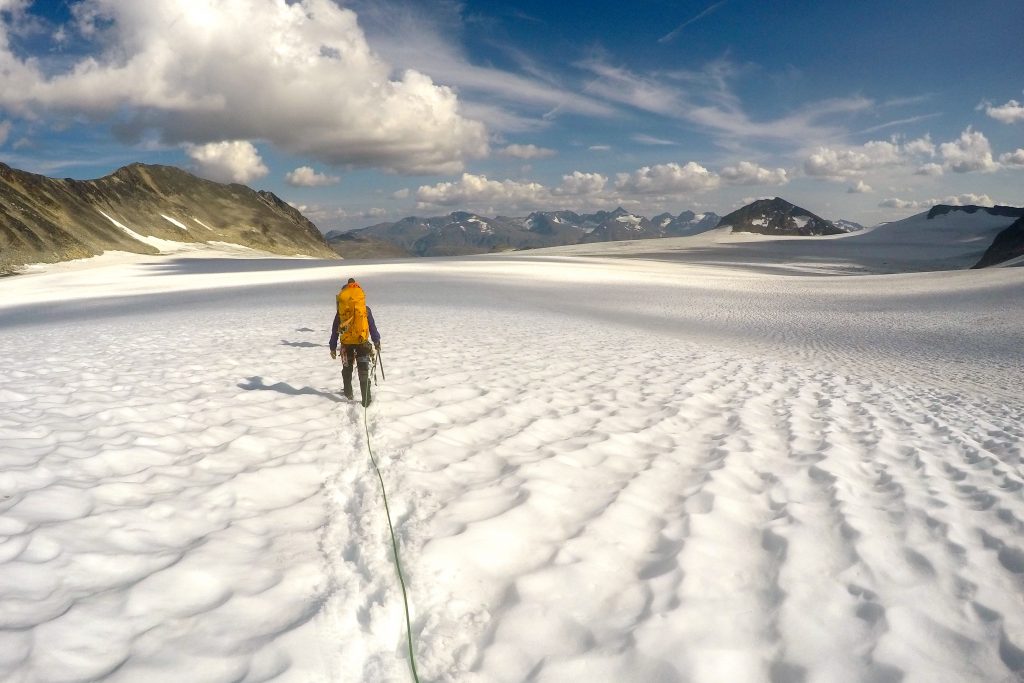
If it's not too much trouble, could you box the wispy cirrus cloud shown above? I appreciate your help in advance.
[348,0,616,130]
[631,134,678,146]
[579,60,685,118]
[658,1,729,44]
[857,112,942,135]
[579,58,875,146]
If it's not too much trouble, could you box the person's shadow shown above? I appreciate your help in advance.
[280,339,322,348]
[238,376,345,402]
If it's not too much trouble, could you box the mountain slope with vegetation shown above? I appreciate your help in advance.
[0,162,336,273]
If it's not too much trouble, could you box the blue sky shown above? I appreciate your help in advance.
[0,0,1021,229]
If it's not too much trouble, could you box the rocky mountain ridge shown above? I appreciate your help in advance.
[0,162,336,273]
[945,206,1024,268]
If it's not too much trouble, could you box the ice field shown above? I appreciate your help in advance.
[1,243,1023,682]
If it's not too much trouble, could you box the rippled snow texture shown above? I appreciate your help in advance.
[1,254,1022,682]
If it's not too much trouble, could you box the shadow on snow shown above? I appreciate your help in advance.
[237,376,345,403]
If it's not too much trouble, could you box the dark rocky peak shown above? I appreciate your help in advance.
[973,216,1024,268]
[652,212,674,227]
[718,197,843,236]
[586,206,632,222]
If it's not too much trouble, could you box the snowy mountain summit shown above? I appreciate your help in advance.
[333,207,723,257]
[717,197,846,236]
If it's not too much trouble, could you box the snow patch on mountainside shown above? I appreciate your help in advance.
[161,214,189,231]
[99,211,192,253]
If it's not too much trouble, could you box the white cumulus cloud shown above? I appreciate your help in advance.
[615,162,720,194]
[500,144,556,159]
[938,127,998,173]
[555,171,607,195]
[184,140,268,184]
[998,149,1024,167]
[847,180,872,193]
[879,193,995,210]
[915,163,944,176]
[984,99,1024,124]
[285,166,340,187]
[415,173,549,207]
[0,0,487,174]
[719,161,788,186]
[807,130,1006,178]
[903,135,936,156]
[803,139,912,178]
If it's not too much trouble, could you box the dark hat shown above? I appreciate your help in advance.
[347,277,356,283]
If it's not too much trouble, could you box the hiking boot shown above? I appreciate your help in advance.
[344,387,354,400]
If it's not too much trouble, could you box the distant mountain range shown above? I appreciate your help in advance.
[0,162,336,273]
[3,160,1017,272]
[327,207,726,257]
[327,197,867,257]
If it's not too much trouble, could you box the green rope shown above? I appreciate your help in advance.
[362,394,421,683]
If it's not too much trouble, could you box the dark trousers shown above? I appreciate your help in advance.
[341,343,373,406]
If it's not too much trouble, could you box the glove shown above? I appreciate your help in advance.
[374,341,381,352]
[330,349,337,360]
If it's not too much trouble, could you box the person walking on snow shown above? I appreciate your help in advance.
[329,278,381,406]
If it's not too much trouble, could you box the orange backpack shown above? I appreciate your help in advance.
[337,282,370,345]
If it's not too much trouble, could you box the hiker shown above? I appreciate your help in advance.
[329,278,381,406]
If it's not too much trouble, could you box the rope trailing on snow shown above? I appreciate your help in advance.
[361,364,421,683]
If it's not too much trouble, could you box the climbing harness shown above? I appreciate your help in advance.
[360,365,420,683]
